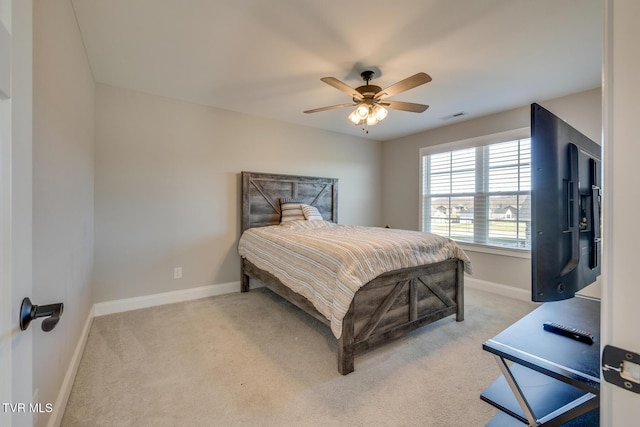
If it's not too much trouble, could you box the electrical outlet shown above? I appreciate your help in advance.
[173,267,182,279]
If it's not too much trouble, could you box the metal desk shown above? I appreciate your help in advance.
[481,296,600,426]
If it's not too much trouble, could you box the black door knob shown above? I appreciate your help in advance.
[19,298,63,332]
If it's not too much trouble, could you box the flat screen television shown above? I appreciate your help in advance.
[531,103,602,302]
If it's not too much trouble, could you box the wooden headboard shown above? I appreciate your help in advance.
[241,171,338,232]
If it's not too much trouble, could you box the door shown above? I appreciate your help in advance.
[1,1,33,426]
[602,0,640,425]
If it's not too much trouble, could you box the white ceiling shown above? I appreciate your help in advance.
[70,0,602,142]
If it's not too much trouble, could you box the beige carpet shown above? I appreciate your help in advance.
[61,286,537,427]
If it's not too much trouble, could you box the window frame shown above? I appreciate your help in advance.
[419,127,531,256]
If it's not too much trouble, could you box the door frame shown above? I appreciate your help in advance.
[0,2,14,423]
[601,0,640,425]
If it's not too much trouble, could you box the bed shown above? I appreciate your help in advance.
[238,171,470,374]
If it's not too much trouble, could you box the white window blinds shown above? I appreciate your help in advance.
[420,130,531,250]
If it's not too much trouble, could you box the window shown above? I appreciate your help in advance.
[420,129,531,251]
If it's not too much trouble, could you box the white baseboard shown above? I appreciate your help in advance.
[465,276,531,302]
[48,306,94,427]
[94,281,242,317]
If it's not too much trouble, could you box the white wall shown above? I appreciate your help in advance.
[93,84,382,303]
[382,88,601,295]
[32,0,95,425]
[93,87,602,305]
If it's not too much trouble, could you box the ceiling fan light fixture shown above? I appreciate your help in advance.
[356,104,369,118]
[349,103,387,127]
[373,104,388,121]
[348,109,363,125]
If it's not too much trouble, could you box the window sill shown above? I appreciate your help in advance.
[457,243,531,259]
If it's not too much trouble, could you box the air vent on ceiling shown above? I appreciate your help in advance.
[441,111,467,120]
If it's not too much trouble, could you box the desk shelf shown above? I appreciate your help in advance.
[485,409,598,427]
[482,364,598,426]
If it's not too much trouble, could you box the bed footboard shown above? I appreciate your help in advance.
[243,257,464,375]
[337,259,464,374]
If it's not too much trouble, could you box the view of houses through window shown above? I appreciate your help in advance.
[420,136,531,250]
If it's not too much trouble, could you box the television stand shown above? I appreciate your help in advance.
[481,296,600,426]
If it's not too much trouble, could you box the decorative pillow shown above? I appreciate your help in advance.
[301,204,323,221]
[279,198,306,223]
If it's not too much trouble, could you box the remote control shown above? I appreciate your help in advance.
[543,321,594,345]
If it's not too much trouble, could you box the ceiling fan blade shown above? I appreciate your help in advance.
[320,77,364,100]
[374,72,432,100]
[380,101,429,113]
[304,103,356,114]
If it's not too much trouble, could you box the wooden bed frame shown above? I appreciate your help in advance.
[240,171,465,375]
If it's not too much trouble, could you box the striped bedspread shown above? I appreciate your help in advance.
[238,221,472,338]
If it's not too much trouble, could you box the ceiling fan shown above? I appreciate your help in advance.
[304,70,432,131]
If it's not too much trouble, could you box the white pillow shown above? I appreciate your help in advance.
[302,204,323,221]
[280,198,305,222]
